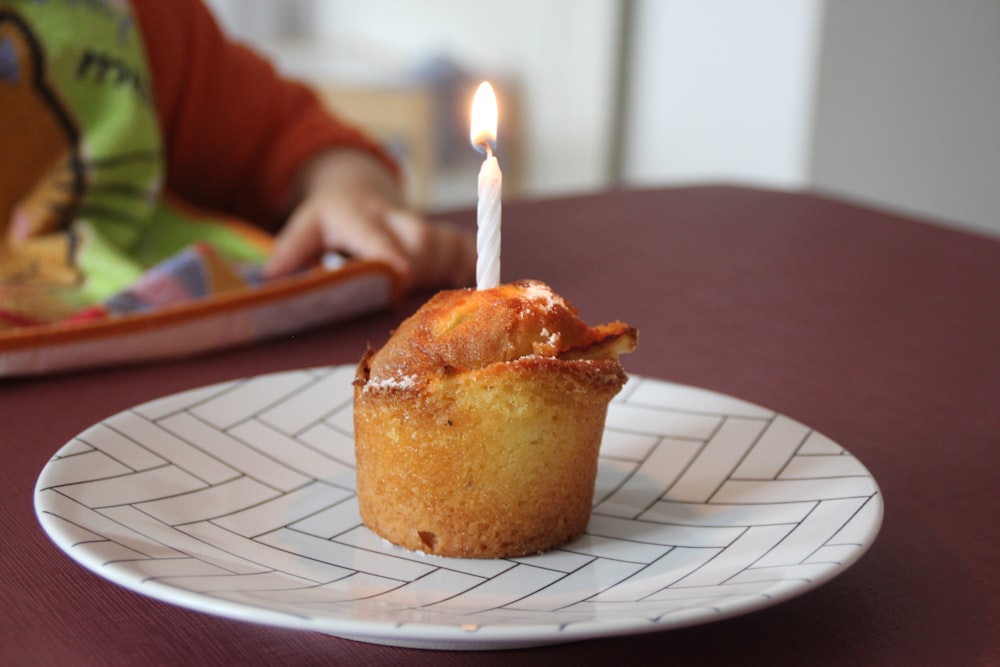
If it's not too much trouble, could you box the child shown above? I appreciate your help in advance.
[0,0,475,328]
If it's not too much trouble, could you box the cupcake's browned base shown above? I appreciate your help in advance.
[354,355,626,558]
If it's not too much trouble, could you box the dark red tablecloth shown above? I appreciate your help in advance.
[3,186,998,665]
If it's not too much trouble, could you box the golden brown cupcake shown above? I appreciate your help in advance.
[353,280,637,558]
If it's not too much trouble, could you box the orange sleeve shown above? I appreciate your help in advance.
[130,0,398,231]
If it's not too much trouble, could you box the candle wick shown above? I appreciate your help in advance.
[483,142,494,159]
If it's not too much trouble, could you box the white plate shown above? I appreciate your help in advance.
[34,366,882,650]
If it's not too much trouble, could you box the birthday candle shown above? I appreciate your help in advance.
[470,81,502,290]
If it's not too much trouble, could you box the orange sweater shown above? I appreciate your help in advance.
[131,0,397,232]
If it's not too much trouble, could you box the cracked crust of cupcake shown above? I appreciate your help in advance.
[353,280,637,558]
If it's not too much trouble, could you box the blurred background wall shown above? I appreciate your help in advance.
[204,0,1000,239]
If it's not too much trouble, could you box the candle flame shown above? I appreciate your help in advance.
[470,81,498,154]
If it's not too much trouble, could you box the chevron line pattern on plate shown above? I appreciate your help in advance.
[35,365,882,649]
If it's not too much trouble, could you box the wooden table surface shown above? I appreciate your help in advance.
[3,186,997,666]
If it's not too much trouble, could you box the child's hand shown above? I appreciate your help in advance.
[264,149,475,291]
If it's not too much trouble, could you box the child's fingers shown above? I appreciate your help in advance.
[266,200,413,283]
[263,206,324,278]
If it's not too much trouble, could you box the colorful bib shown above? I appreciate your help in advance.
[0,0,269,327]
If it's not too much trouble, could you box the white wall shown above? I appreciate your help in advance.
[809,0,1000,238]
[621,0,1000,238]
[621,0,825,189]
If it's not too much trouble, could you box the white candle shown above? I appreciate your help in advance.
[476,146,502,290]
[470,81,502,290]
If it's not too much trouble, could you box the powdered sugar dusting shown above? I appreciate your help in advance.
[365,372,419,392]
[522,281,563,311]
[538,327,560,349]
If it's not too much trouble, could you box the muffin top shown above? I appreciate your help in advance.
[361,280,636,389]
